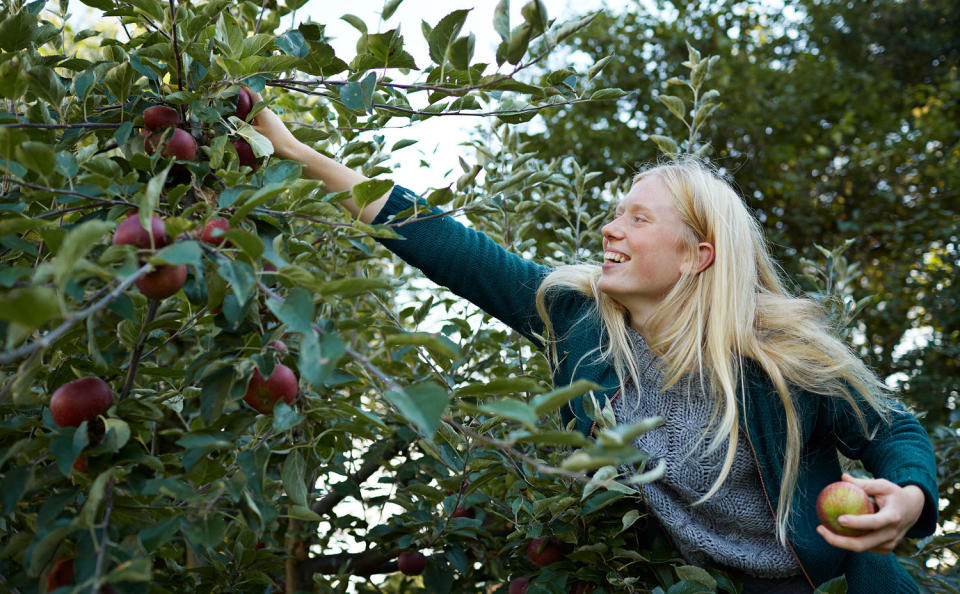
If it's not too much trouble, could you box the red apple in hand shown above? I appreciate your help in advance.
[136,264,188,300]
[817,480,877,536]
[50,377,114,428]
[397,551,427,576]
[113,214,170,249]
[200,217,230,246]
[243,363,298,414]
[143,105,179,130]
[526,537,565,567]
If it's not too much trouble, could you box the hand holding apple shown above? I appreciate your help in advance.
[248,91,300,159]
[816,473,927,555]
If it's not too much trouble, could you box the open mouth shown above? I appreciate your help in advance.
[603,251,629,263]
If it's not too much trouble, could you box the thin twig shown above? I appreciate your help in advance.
[168,0,184,92]
[0,122,122,129]
[0,263,154,365]
[254,0,268,33]
[91,475,115,594]
[120,299,159,400]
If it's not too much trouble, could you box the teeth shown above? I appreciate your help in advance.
[604,251,628,263]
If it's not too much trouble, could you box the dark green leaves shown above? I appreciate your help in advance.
[427,9,469,65]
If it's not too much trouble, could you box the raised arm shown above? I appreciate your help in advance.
[250,95,388,223]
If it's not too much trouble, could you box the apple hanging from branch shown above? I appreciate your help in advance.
[49,377,114,428]
[243,362,298,414]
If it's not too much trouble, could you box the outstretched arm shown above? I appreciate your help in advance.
[250,95,389,223]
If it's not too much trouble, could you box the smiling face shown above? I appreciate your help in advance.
[598,175,700,327]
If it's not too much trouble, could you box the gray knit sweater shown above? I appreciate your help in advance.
[614,329,800,578]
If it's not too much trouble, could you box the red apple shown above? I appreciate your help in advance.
[200,217,230,246]
[508,577,530,594]
[136,264,187,300]
[231,137,260,169]
[143,105,179,130]
[451,505,475,519]
[113,214,170,250]
[73,453,88,473]
[817,481,877,536]
[46,556,74,591]
[50,377,113,428]
[397,551,427,576]
[146,128,196,161]
[526,537,565,567]
[243,363,298,414]
[233,86,254,121]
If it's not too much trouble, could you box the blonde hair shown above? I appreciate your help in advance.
[535,158,891,544]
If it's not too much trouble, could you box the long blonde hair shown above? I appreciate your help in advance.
[535,158,891,544]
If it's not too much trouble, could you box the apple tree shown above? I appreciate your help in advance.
[0,0,734,592]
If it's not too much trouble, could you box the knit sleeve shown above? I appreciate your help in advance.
[371,185,551,345]
[821,396,938,538]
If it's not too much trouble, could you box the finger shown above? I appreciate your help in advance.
[835,510,893,533]
[816,524,887,553]
[842,473,896,496]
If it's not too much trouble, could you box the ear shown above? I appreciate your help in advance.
[695,241,714,274]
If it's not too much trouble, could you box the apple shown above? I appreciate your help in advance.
[113,214,170,250]
[451,505,475,519]
[50,377,114,428]
[146,128,196,161]
[136,264,188,300]
[243,363,298,414]
[267,340,288,354]
[231,137,260,169]
[817,481,877,536]
[233,86,254,121]
[397,551,427,576]
[508,577,530,594]
[200,217,230,246]
[143,105,179,130]
[46,556,75,591]
[73,453,88,473]
[526,537,565,567]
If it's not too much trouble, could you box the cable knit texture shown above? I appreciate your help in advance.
[613,328,799,577]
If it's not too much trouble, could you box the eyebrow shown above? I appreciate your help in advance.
[615,202,654,216]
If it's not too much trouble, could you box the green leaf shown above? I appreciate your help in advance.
[384,331,458,360]
[455,376,544,396]
[505,23,532,65]
[282,449,308,506]
[0,286,59,327]
[16,141,56,177]
[142,165,171,232]
[479,398,537,428]
[650,134,680,158]
[140,517,180,552]
[102,418,131,452]
[493,0,510,40]
[105,558,152,583]
[222,228,264,261]
[383,381,449,438]
[200,364,235,426]
[814,576,849,594]
[53,219,114,288]
[382,0,403,20]
[618,509,641,534]
[183,514,227,548]
[27,524,76,577]
[658,94,687,122]
[449,34,475,70]
[675,566,717,590]
[428,9,469,65]
[233,122,274,158]
[272,401,304,432]
[340,13,367,33]
[275,30,308,58]
[76,469,112,530]
[531,379,600,417]
[318,276,393,297]
[266,287,315,334]
[520,0,548,36]
[287,505,323,521]
[339,81,364,111]
[513,429,590,447]
[155,241,203,268]
[590,88,627,101]
[218,259,256,305]
[298,331,344,387]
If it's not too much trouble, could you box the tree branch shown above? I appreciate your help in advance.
[0,263,154,365]
[119,299,159,400]
[310,438,406,515]
[168,0,184,92]
[298,548,401,579]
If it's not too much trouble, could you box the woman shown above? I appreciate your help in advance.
[251,101,937,593]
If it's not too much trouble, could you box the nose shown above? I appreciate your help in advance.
[601,216,623,241]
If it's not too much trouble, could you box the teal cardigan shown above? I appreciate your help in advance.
[373,186,938,592]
